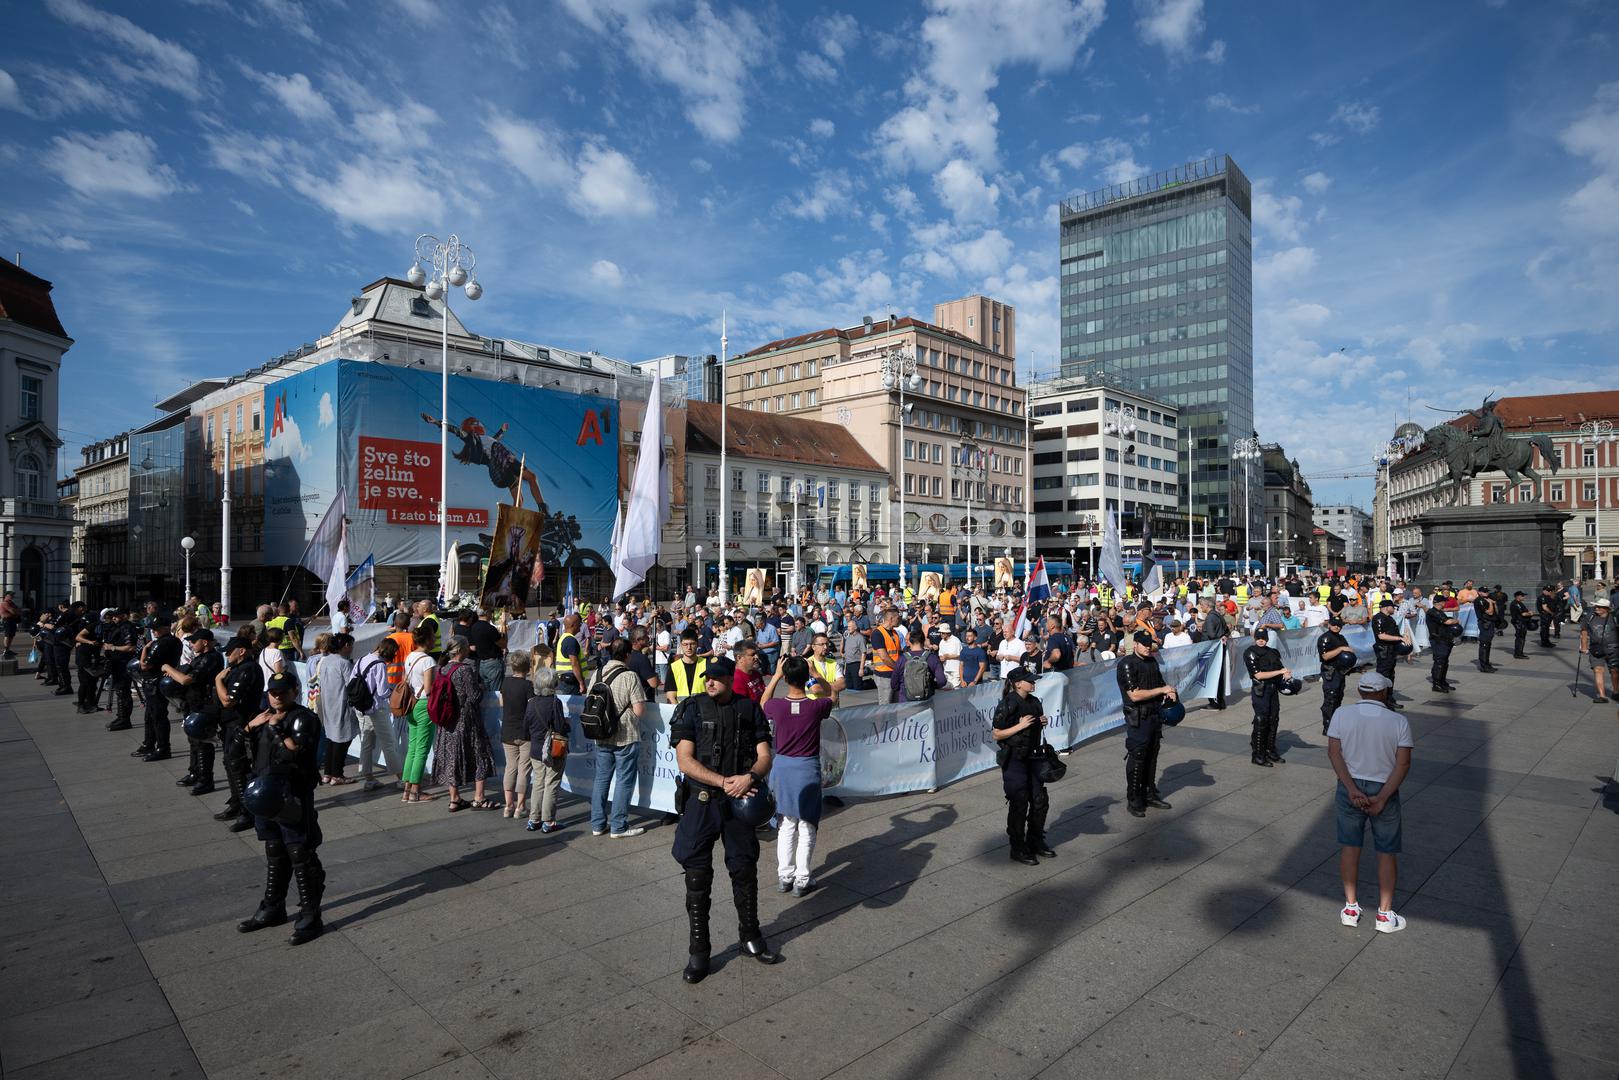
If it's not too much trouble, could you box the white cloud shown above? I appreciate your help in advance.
[0,69,21,113]
[21,67,133,119]
[247,0,319,42]
[247,70,335,123]
[570,142,656,218]
[799,12,859,82]
[1301,170,1332,194]
[392,0,436,18]
[783,170,856,222]
[1253,188,1306,244]
[1559,81,1619,235]
[354,101,439,154]
[44,130,181,198]
[477,4,529,70]
[1206,92,1259,114]
[1203,38,1226,63]
[885,184,923,218]
[43,0,203,100]
[485,112,573,190]
[877,0,1105,171]
[560,0,768,143]
[934,159,1001,223]
[289,157,438,233]
[1135,0,1212,59]
[983,261,1059,367]
[231,198,256,217]
[808,118,836,138]
[590,259,626,288]
[1309,131,1341,148]
[1332,100,1381,134]
[1097,138,1146,185]
[1254,244,1317,290]
[268,411,311,464]
[318,391,334,428]
[1402,323,1483,371]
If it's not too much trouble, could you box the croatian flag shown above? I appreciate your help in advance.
[1026,556,1052,602]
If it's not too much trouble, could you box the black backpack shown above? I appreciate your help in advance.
[580,666,637,742]
[344,658,384,712]
[902,653,936,701]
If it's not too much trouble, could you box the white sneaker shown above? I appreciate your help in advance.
[591,828,606,836]
[1375,909,1406,934]
[610,827,646,838]
[1340,902,1362,927]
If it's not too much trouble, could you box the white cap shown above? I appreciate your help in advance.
[1357,671,1394,692]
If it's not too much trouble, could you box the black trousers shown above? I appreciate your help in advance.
[671,791,760,875]
[1513,625,1528,656]
[142,684,170,754]
[75,663,100,710]
[1001,756,1049,850]
[1375,648,1398,692]
[1430,643,1453,685]
[1477,624,1495,667]
[1124,711,1165,808]
[1321,671,1345,732]
[52,646,72,692]
[1540,616,1554,646]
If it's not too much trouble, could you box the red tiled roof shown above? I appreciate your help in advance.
[0,257,69,340]
[1449,390,1619,434]
[737,315,976,359]
[686,400,882,472]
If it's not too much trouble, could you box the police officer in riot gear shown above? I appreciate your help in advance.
[1508,591,1531,659]
[164,632,225,796]
[1244,628,1292,766]
[1371,599,1406,710]
[992,667,1050,865]
[133,616,182,761]
[1316,615,1353,735]
[214,636,262,831]
[52,601,85,697]
[102,608,139,731]
[72,610,105,714]
[1425,600,1461,692]
[1473,588,1499,673]
[670,656,779,984]
[239,670,326,946]
[1117,630,1176,818]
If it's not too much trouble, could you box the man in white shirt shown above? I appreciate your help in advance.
[937,622,963,688]
[1326,671,1414,935]
[995,625,1027,678]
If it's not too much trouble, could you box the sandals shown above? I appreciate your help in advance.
[447,799,472,812]
[469,798,500,810]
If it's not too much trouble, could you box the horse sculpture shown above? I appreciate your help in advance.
[1423,423,1558,505]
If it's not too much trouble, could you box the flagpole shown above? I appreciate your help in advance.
[220,427,232,619]
[719,310,729,606]
[1023,386,1032,570]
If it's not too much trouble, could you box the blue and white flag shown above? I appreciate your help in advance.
[565,567,576,614]
[343,555,377,622]
[1099,509,1128,594]
[1140,516,1163,595]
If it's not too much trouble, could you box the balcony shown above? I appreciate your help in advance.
[4,499,76,521]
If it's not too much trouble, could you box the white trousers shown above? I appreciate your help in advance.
[776,817,817,886]
[356,705,405,779]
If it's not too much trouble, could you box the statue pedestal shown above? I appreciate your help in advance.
[1415,504,1570,593]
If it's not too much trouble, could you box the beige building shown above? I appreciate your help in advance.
[730,297,1028,564]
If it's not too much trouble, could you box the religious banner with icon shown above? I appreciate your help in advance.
[851,563,869,592]
[994,557,1014,589]
[918,571,942,602]
[743,567,770,606]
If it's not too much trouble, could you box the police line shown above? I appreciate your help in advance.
[274,616,1443,813]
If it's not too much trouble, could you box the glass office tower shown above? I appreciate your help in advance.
[1059,155,1253,551]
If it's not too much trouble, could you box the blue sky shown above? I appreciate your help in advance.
[3,0,1617,506]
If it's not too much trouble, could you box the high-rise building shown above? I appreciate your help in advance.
[634,354,720,403]
[1059,155,1253,552]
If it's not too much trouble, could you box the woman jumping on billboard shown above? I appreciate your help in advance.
[420,413,546,511]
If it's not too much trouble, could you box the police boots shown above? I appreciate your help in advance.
[1126,748,1147,817]
[106,692,133,731]
[1007,796,1038,864]
[1142,741,1171,809]
[287,844,325,946]
[682,867,713,983]
[1250,719,1272,767]
[1264,717,1285,765]
[1026,788,1055,858]
[238,843,292,933]
[732,871,780,965]
[215,755,246,822]
[190,742,215,796]
[177,742,200,787]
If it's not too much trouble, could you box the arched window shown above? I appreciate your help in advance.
[15,453,42,501]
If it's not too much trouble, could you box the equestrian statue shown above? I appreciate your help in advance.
[1423,397,1557,506]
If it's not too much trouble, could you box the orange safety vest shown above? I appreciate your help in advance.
[872,626,901,672]
[386,632,414,685]
[940,588,956,616]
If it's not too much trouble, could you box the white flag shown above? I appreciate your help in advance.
[1099,509,1128,594]
[300,487,346,580]
[613,367,666,599]
[325,519,349,614]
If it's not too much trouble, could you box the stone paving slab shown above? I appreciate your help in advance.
[1,641,1616,1078]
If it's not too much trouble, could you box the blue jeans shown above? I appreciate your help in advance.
[478,658,504,691]
[591,742,640,834]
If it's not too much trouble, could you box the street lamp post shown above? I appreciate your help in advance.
[1104,404,1138,545]
[693,545,703,593]
[180,535,195,601]
[1233,435,1262,572]
[407,234,483,601]
[1375,439,1405,576]
[881,348,923,587]
[1579,420,1615,581]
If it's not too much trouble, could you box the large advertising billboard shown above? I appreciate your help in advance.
[263,359,618,575]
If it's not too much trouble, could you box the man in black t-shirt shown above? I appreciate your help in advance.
[460,611,506,689]
[1043,616,1075,672]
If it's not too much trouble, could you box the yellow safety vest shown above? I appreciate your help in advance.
[1318,584,1330,602]
[1099,586,1112,606]
[807,656,840,699]
[1235,584,1250,604]
[669,658,708,700]
[557,632,590,680]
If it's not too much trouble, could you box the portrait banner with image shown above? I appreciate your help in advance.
[480,504,545,611]
[851,563,868,592]
[743,567,770,606]
[918,571,942,602]
[994,557,1014,589]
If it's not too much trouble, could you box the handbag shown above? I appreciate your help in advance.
[1034,741,1067,784]
[547,732,569,762]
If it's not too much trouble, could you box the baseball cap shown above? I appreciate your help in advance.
[266,671,300,695]
[1326,613,1343,627]
[1132,630,1156,647]
[704,657,736,683]
[1007,666,1037,686]
[1357,671,1394,692]
[1379,598,1395,608]
[222,636,254,653]
[184,631,213,643]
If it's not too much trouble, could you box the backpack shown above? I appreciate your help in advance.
[345,658,382,712]
[580,666,637,743]
[902,654,935,701]
[428,661,462,730]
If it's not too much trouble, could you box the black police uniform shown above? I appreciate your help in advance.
[137,632,183,759]
[102,618,139,729]
[34,613,56,685]
[52,609,81,696]
[73,618,104,713]
[217,655,264,829]
[669,691,778,981]
[1316,627,1349,734]
[994,691,1049,863]
[1116,650,1170,816]
[1243,640,1285,765]
[239,702,325,944]
[1538,590,1557,647]
[1371,609,1404,709]
[1509,597,1531,658]
[179,647,226,794]
[1473,593,1498,672]
[1426,605,1460,691]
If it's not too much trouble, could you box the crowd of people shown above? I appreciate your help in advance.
[16,566,1612,965]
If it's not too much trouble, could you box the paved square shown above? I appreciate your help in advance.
[3,644,1616,1079]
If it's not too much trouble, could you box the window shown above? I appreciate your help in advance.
[1491,485,1506,503]
[869,482,880,503]
[1550,481,1564,502]
[931,476,942,497]
[1586,516,1598,538]
[705,465,718,489]
[808,358,818,376]
[757,471,770,493]
[19,375,40,421]
[757,510,769,537]
[905,474,913,494]
[1583,445,1597,468]
[732,467,743,491]
[14,452,41,500]
[1584,482,1597,502]
[932,444,943,464]
[791,393,802,410]
[705,509,717,533]
[744,373,754,389]
[774,396,784,411]
[789,363,801,380]
[905,439,915,460]
[808,389,818,405]
[731,509,743,534]
[1519,483,1533,501]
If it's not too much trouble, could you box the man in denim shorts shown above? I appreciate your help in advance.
[1326,671,1414,933]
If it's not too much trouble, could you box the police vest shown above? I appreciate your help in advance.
[557,632,590,680]
[872,627,901,671]
[669,658,708,700]
[684,693,765,782]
